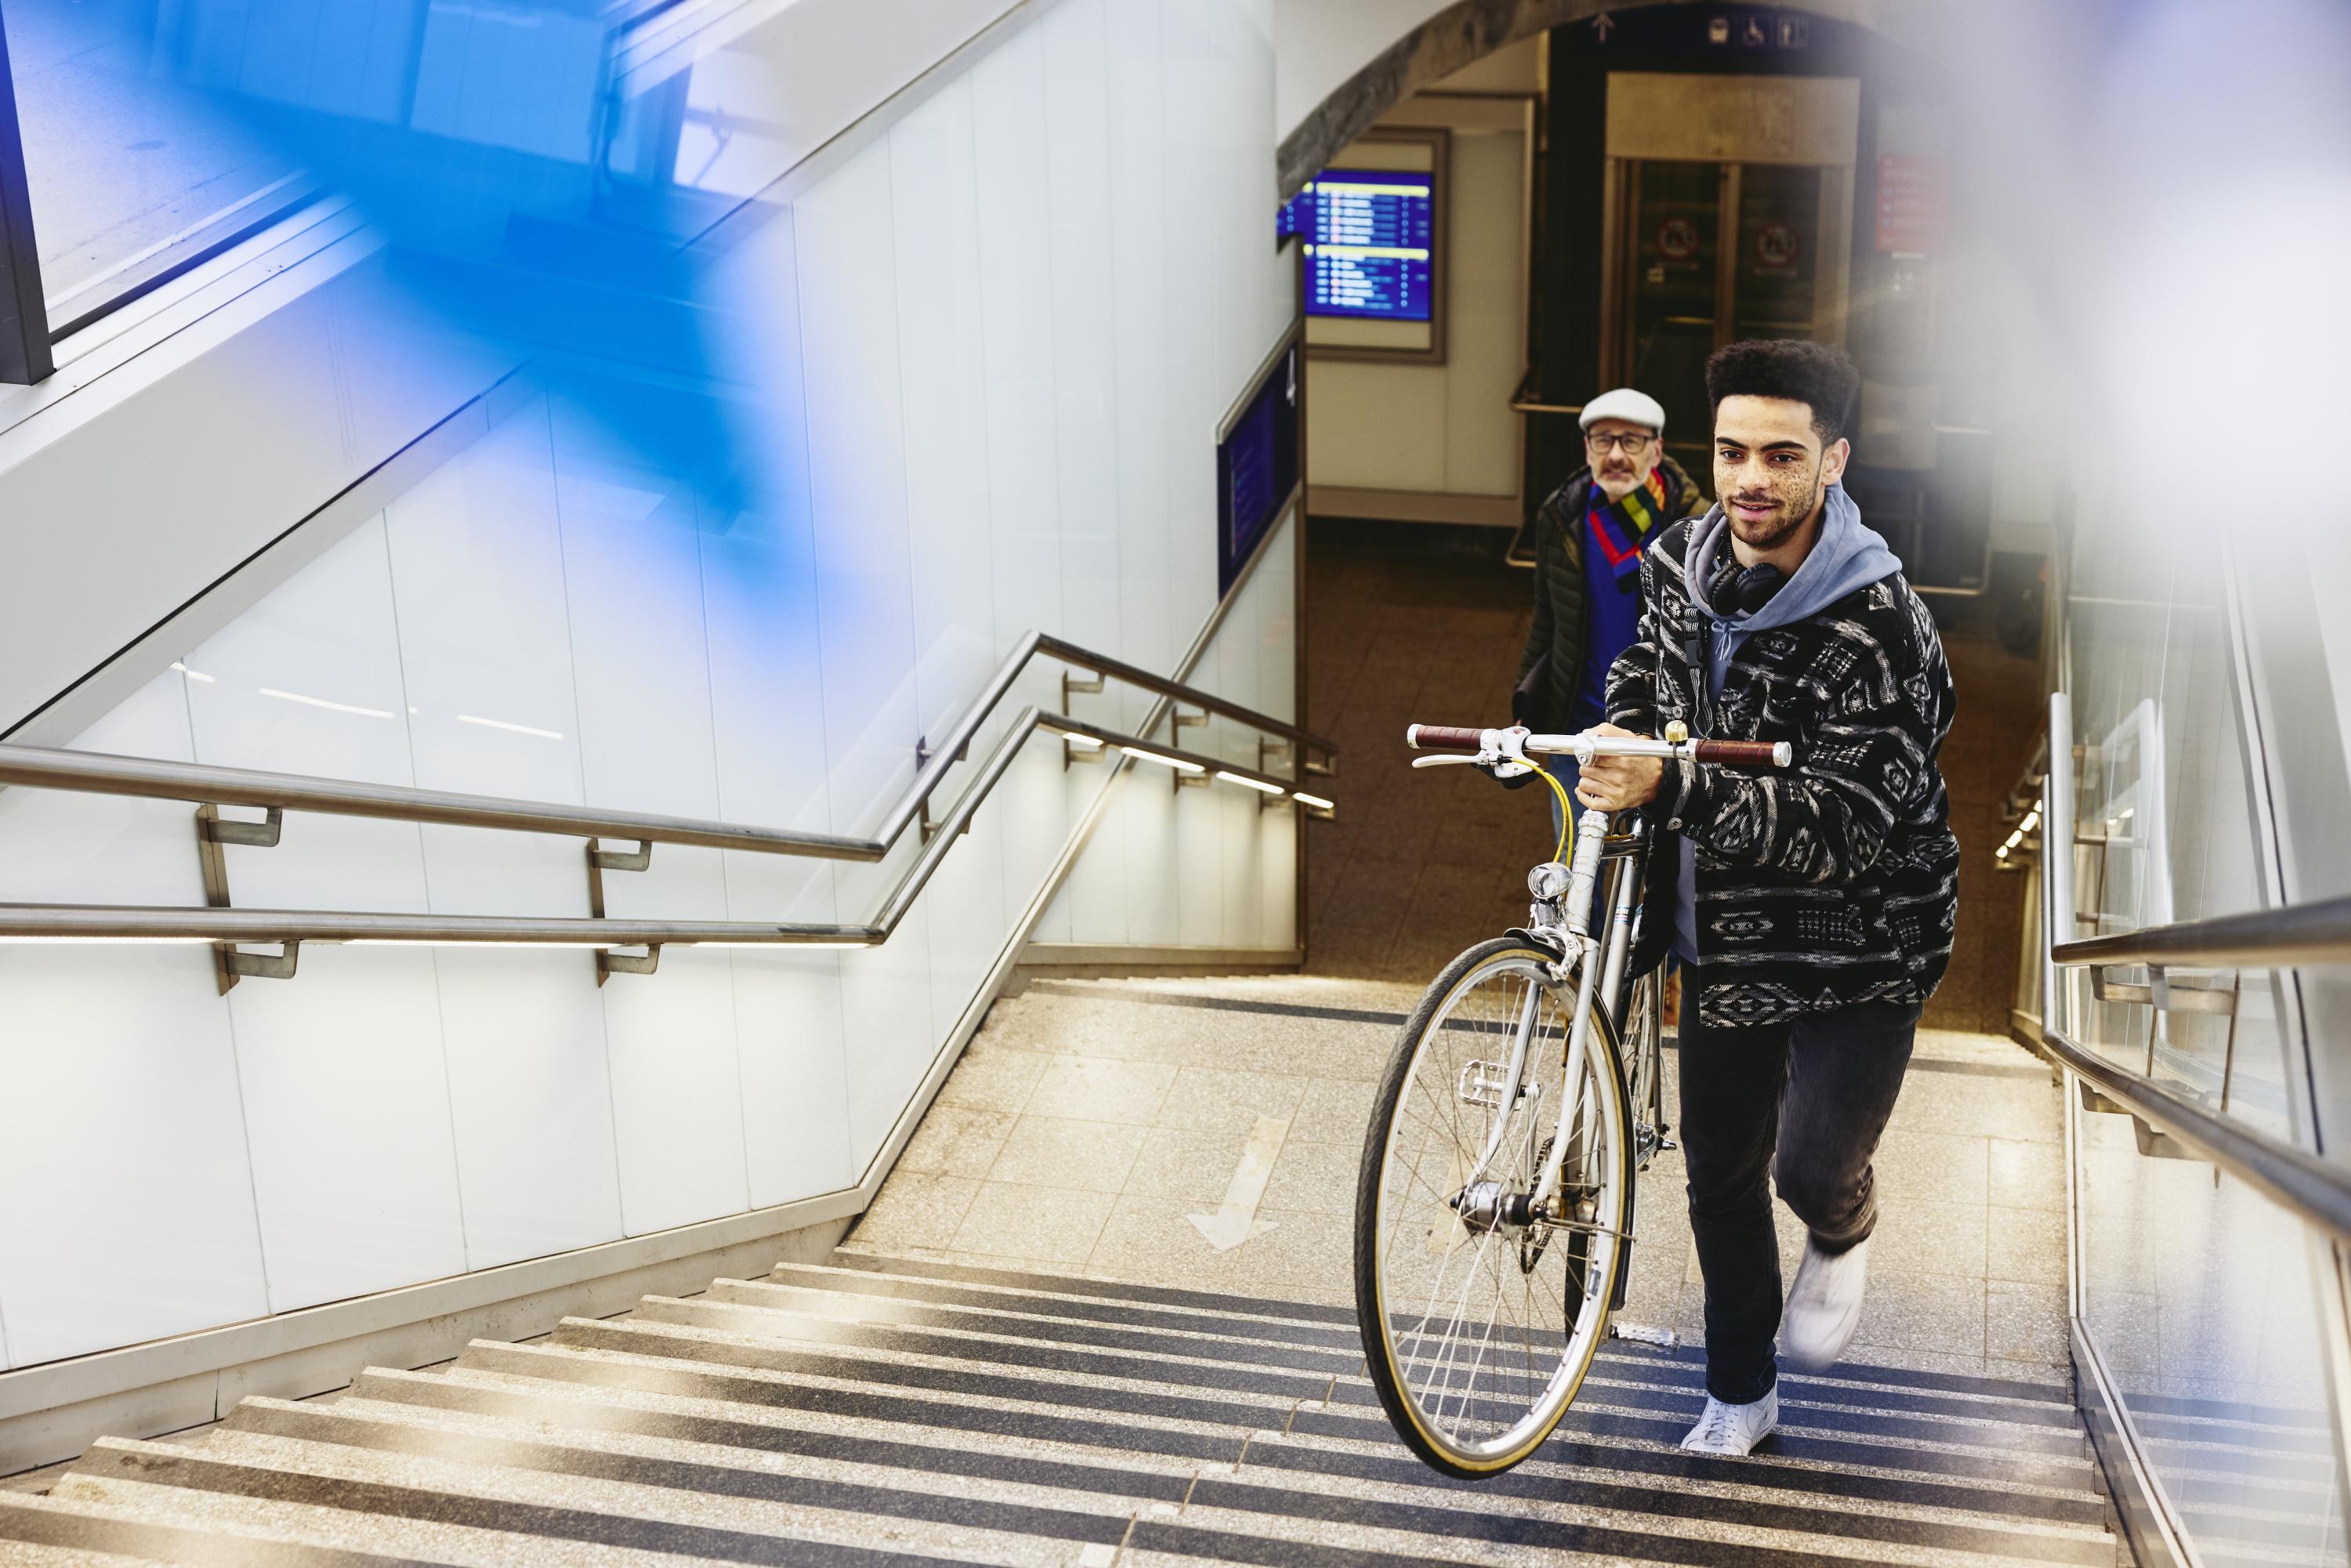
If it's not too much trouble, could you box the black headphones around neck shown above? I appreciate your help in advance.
[1708,556,1788,616]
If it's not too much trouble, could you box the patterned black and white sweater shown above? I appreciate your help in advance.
[1606,515,1961,1029]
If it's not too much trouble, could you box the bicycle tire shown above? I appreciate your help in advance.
[1353,936,1636,1478]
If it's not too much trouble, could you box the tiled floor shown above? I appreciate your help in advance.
[1299,519,2041,1034]
[849,972,2073,1385]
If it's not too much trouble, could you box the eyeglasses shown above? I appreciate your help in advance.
[1585,431,1654,454]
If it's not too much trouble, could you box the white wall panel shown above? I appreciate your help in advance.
[971,24,1074,941]
[1106,0,1175,719]
[177,520,469,1313]
[183,521,433,913]
[596,948,754,1234]
[794,139,922,861]
[839,847,944,1175]
[548,426,750,1237]
[1043,0,1132,946]
[427,949,623,1267]
[1158,0,1226,662]
[227,943,467,1310]
[382,400,626,1269]
[793,135,940,1167]
[0,672,268,1367]
[889,76,1016,990]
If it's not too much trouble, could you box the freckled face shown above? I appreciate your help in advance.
[1712,395,1849,551]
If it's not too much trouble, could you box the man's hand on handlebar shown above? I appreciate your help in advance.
[1574,722,1665,811]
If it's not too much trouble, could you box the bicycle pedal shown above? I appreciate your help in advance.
[1609,1320,1681,1350]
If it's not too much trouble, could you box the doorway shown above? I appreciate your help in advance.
[1597,72,1858,477]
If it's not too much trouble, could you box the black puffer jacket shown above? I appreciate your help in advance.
[1517,456,1701,733]
[1607,516,1961,1029]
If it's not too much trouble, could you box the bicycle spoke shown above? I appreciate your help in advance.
[1360,942,1633,1471]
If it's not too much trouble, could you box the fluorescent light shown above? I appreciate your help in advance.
[2001,830,2024,851]
[1121,746,1204,773]
[1997,846,2009,860]
[261,687,394,719]
[171,662,216,684]
[694,941,872,951]
[1064,734,1105,749]
[2018,808,2041,834]
[1216,770,1284,795]
[347,939,617,948]
[1292,791,1335,811]
[458,714,566,741]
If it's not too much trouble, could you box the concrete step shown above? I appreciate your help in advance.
[355,1341,2116,1568]
[56,1432,1004,1566]
[639,1270,2097,1479]
[8,1246,2131,1568]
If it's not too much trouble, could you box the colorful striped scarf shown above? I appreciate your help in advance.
[1586,465,1672,582]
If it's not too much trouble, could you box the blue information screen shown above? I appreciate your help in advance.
[1218,338,1301,596]
[1284,170,1435,322]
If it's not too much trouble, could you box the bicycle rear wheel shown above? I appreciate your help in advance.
[1353,937,1634,1478]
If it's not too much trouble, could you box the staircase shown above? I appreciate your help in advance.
[0,1248,2123,1566]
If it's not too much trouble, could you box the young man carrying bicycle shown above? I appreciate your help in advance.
[1574,339,1961,1457]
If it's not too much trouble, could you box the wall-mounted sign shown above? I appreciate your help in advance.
[1287,171,1436,322]
[1217,330,1303,596]
[1753,220,1800,276]
[1657,216,1701,260]
[1875,155,1946,255]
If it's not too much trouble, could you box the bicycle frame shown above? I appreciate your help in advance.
[1462,802,1648,1215]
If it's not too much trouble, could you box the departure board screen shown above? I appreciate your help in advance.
[1217,335,1302,596]
[1288,171,1436,322]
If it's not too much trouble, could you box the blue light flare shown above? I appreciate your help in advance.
[17,0,796,518]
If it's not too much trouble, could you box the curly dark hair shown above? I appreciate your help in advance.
[1704,339,1861,446]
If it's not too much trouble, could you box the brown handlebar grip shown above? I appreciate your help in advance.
[1405,724,1484,751]
[1692,739,1790,767]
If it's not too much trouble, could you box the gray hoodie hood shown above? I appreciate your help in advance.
[1682,482,1903,681]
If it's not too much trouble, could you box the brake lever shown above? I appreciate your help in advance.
[1410,754,1483,769]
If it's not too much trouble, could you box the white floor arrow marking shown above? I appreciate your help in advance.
[1188,1114,1291,1251]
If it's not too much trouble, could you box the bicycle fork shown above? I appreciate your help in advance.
[1463,806,1618,1222]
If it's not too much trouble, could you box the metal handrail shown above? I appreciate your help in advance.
[0,708,1327,976]
[0,629,1335,866]
[2041,686,2351,1246]
[2052,896,2351,972]
[2038,1024,2351,1249]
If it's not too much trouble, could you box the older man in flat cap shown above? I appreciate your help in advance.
[1516,387,1701,806]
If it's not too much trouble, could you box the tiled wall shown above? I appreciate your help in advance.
[0,0,1299,1374]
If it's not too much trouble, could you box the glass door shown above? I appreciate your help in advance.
[1622,159,1723,465]
[1608,160,1845,478]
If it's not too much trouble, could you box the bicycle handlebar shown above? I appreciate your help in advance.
[1404,723,1792,770]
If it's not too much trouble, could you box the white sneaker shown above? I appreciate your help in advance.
[1780,1236,1870,1371]
[1679,1386,1779,1455]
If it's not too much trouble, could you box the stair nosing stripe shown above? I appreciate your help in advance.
[0,1490,444,1568]
[618,1302,2091,1460]
[824,1252,2074,1407]
[448,1340,2106,1527]
[295,1382,2106,1559]
[750,1271,2086,1431]
[74,1439,1013,1568]
[507,1325,2103,1500]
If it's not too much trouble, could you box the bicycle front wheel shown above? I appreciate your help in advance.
[1353,937,1635,1478]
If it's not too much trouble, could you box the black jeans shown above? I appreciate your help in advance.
[1676,983,1920,1403]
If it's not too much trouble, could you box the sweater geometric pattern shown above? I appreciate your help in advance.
[1607,517,1962,1029]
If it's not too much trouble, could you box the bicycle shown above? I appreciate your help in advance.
[1350,719,1790,1478]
